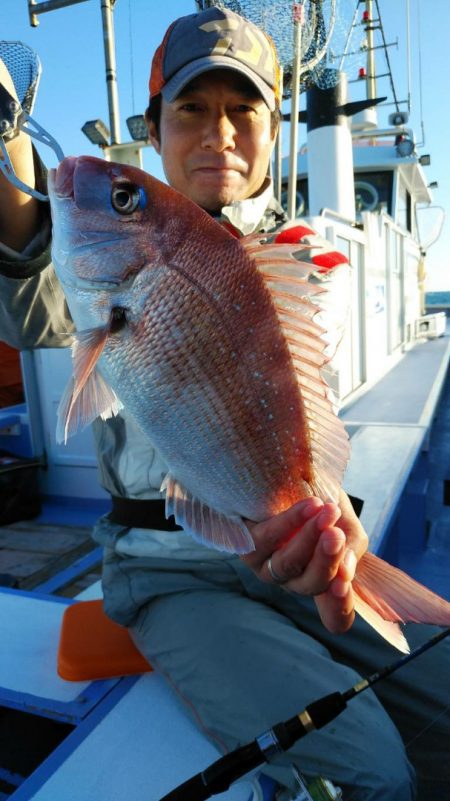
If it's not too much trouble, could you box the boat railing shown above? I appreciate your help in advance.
[318,206,360,227]
[352,126,415,144]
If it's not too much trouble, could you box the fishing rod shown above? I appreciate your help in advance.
[160,627,450,801]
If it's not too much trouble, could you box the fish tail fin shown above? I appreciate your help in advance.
[352,551,450,650]
[352,593,410,653]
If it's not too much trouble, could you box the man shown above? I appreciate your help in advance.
[0,8,448,799]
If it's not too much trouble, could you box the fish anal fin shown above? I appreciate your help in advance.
[354,551,450,627]
[161,474,255,554]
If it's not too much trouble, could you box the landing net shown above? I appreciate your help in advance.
[195,1,367,94]
[0,41,41,114]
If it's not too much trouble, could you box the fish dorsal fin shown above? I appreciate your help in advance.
[354,551,450,627]
[241,233,350,503]
[56,327,122,443]
[161,474,255,554]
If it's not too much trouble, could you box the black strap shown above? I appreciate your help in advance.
[108,496,182,531]
[108,494,363,531]
[348,494,364,518]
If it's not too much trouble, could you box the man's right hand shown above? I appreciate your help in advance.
[0,55,40,252]
[243,493,369,635]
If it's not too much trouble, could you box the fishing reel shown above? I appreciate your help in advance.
[0,40,64,200]
[272,766,342,801]
[289,770,342,801]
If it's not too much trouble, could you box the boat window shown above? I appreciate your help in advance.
[397,179,412,233]
[280,178,308,216]
[282,173,394,219]
[353,171,393,217]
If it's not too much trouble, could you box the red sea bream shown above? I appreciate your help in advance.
[48,155,450,652]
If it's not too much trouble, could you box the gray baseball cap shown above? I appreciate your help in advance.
[149,6,281,111]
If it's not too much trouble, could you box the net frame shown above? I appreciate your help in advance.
[195,0,337,95]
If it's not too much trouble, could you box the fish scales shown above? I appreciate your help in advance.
[48,155,450,652]
[103,232,313,520]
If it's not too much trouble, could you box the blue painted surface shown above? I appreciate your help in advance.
[426,292,450,308]
[0,767,23,789]
[8,678,138,801]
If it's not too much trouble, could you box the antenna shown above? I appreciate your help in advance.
[373,0,400,112]
[415,0,426,147]
[405,0,412,115]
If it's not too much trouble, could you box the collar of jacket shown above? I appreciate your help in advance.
[215,179,288,237]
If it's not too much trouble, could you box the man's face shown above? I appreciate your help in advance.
[148,70,277,212]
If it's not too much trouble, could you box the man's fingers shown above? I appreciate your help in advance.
[315,582,356,633]
[244,497,324,566]
[271,525,346,594]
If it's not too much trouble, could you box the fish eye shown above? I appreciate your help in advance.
[111,183,145,214]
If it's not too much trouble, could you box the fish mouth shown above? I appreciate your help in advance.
[49,156,107,199]
[48,156,78,199]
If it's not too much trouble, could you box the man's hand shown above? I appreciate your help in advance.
[243,490,369,634]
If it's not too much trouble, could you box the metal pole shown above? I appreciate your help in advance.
[365,0,377,101]
[272,66,283,205]
[100,0,121,144]
[28,0,90,27]
[287,3,303,220]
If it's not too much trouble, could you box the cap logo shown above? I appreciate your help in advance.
[199,19,272,73]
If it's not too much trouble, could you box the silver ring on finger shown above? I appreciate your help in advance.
[267,556,287,584]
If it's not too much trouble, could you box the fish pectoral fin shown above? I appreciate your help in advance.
[56,368,122,444]
[352,551,450,650]
[161,474,255,554]
[353,593,410,654]
[56,325,123,443]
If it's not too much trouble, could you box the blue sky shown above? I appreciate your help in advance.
[1,0,448,289]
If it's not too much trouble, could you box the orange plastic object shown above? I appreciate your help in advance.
[57,599,152,681]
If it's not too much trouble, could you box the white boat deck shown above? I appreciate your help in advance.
[342,324,450,598]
